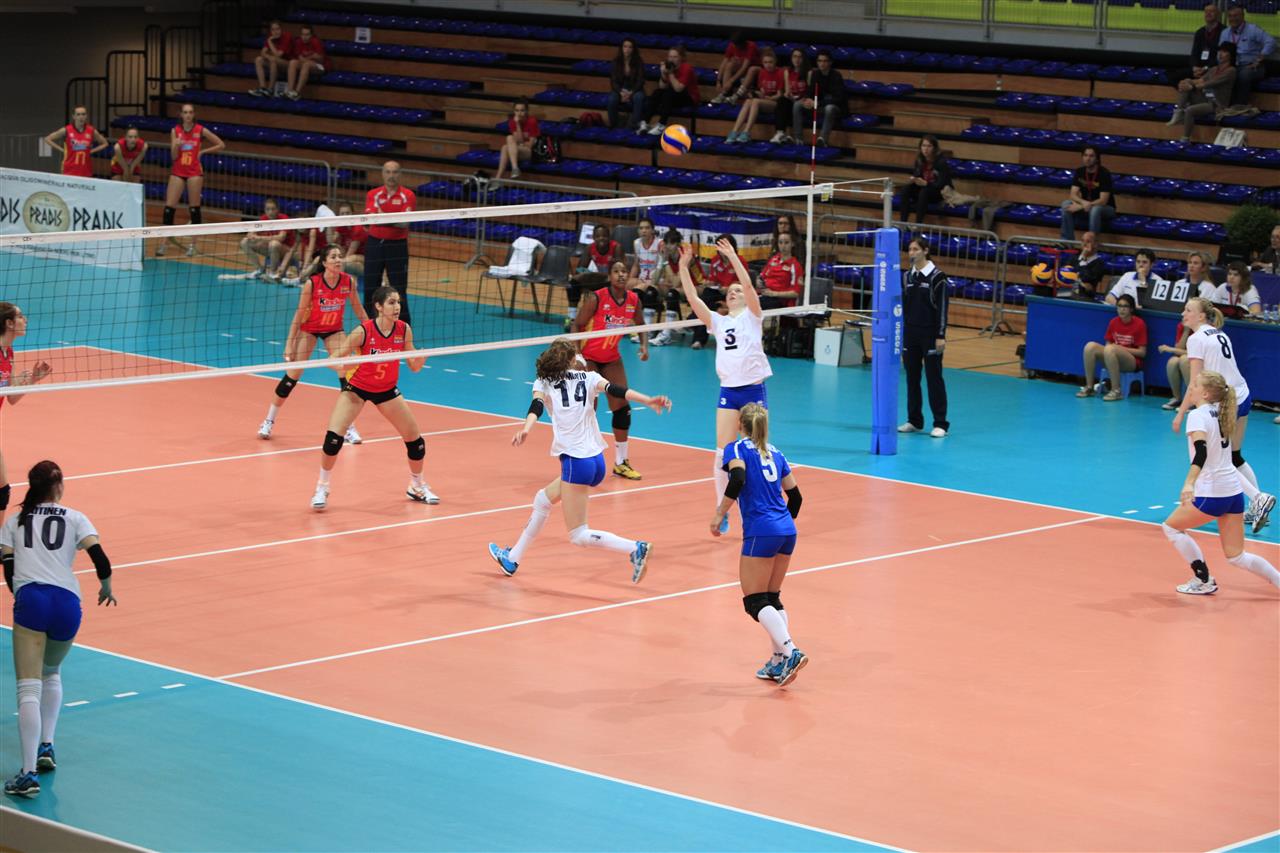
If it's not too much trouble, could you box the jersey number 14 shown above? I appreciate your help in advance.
[554,379,587,407]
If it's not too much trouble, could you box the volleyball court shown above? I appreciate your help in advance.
[1,187,1276,852]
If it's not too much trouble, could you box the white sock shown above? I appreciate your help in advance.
[1227,552,1280,587]
[568,524,636,554]
[664,309,677,323]
[642,307,656,326]
[318,468,331,486]
[1162,523,1205,565]
[757,606,796,656]
[39,667,62,745]
[713,447,728,503]
[1236,464,1260,500]
[17,679,40,774]
[509,489,552,563]
[567,306,578,320]
[266,403,280,421]
[410,472,423,488]
[615,440,628,466]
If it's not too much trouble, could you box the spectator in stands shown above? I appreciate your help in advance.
[647,45,699,136]
[725,47,784,144]
[791,49,847,148]
[709,31,759,105]
[770,214,801,253]
[1077,293,1147,401]
[363,161,417,324]
[1059,146,1116,240]
[1158,323,1193,411]
[1221,3,1274,108]
[607,38,648,133]
[757,232,803,308]
[109,126,146,183]
[285,24,326,101]
[898,235,950,437]
[495,98,539,181]
[250,20,294,98]
[1213,261,1262,315]
[567,224,625,329]
[1190,2,1225,81]
[330,201,366,278]
[1072,231,1108,299]
[649,228,691,346]
[772,48,811,144]
[286,222,324,284]
[1251,224,1280,274]
[1106,248,1164,305]
[900,135,953,224]
[240,197,294,282]
[691,233,736,349]
[1175,251,1218,301]
[44,105,109,178]
[1169,43,1237,141]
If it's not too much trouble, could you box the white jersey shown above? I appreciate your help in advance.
[1211,283,1261,311]
[1186,325,1249,404]
[533,369,608,459]
[1107,271,1164,303]
[1161,277,1216,303]
[712,309,772,387]
[633,236,662,283]
[0,503,97,598]
[1186,405,1241,498]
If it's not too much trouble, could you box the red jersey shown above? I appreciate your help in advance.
[291,35,325,63]
[260,213,294,246]
[707,256,738,288]
[1104,315,1148,368]
[724,41,761,66]
[301,272,355,335]
[672,63,700,103]
[754,66,785,98]
[111,136,145,176]
[334,225,367,253]
[62,124,96,177]
[785,68,809,99]
[0,346,12,411]
[265,31,294,58]
[364,185,416,240]
[581,286,639,364]
[507,116,540,138]
[586,240,622,272]
[349,319,407,393]
[760,254,803,299]
[172,123,204,178]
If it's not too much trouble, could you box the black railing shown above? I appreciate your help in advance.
[65,49,149,135]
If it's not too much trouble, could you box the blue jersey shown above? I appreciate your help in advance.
[724,438,795,537]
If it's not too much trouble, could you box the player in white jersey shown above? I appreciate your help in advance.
[1172,297,1274,533]
[677,239,771,535]
[1161,372,1280,596]
[628,217,665,329]
[487,339,671,583]
[1,461,117,799]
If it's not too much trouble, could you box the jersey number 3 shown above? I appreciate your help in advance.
[22,516,67,550]
[555,379,587,407]
[723,328,738,351]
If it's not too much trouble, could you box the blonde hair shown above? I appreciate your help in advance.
[1199,370,1237,443]
[739,402,770,460]
[1186,296,1224,330]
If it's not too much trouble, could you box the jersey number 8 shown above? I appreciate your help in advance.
[1214,333,1231,359]
[554,379,587,407]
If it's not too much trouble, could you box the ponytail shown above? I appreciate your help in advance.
[18,461,62,531]
[739,402,770,461]
[1198,371,1237,442]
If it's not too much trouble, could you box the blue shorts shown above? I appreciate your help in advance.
[1237,395,1252,419]
[742,533,797,558]
[1193,493,1245,517]
[13,583,82,642]
[718,383,767,411]
[560,453,607,487]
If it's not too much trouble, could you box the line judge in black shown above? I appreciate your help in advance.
[897,235,950,438]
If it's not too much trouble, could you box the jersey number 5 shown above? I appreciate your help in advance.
[554,379,587,407]
[760,455,779,482]
[22,516,67,551]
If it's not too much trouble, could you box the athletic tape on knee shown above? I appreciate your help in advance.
[188,206,202,224]
[568,525,594,548]
[275,376,298,398]
[405,437,426,461]
[611,406,631,432]
[0,483,9,510]
[162,206,176,226]
[17,679,39,704]
[322,430,344,456]
[1232,450,1246,468]
[533,489,553,514]
[742,592,771,622]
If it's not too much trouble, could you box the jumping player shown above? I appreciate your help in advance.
[487,339,668,582]
[711,403,806,686]
[43,106,108,178]
[573,262,649,480]
[259,246,369,442]
[1161,370,1280,595]
[109,126,147,182]
[677,241,770,534]
[0,303,54,525]
[311,286,438,510]
[2,460,117,798]
[158,103,224,257]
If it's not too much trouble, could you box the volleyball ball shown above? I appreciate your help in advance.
[1030,262,1054,286]
[660,124,691,156]
[1056,265,1079,287]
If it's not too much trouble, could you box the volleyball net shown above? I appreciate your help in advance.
[0,182,840,397]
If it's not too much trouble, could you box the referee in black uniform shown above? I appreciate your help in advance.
[363,161,417,325]
[898,235,950,438]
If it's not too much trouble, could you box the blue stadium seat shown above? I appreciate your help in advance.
[1004,285,1030,305]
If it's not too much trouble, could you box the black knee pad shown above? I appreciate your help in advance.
[275,376,298,398]
[742,592,772,622]
[162,206,176,226]
[663,288,682,312]
[1232,450,1245,468]
[767,591,782,611]
[322,430,344,456]
[566,282,582,304]
[188,206,202,224]
[639,286,660,310]
[405,437,425,461]
[0,483,9,511]
[611,406,631,432]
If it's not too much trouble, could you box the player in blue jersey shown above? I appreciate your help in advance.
[711,402,806,686]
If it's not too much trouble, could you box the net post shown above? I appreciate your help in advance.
[881,178,893,228]
[803,185,815,306]
[870,226,901,456]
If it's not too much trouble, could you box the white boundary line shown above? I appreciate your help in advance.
[0,627,909,853]
[217,514,1105,680]
[1208,829,1280,853]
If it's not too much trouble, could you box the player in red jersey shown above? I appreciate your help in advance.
[566,224,624,330]
[158,104,224,258]
[239,198,295,281]
[249,20,294,97]
[44,106,109,179]
[0,304,53,524]
[311,286,437,510]
[109,127,147,182]
[327,202,366,278]
[758,233,803,307]
[258,246,369,442]
[285,24,326,100]
[572,261,649,480]
[725,47,784,144]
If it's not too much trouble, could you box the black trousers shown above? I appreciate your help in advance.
[652,88,694,124]
[902,324,948,430]
[363,236,411,325]
[901,183,943,224]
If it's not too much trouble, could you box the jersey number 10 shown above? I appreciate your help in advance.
[22,516,67,550]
